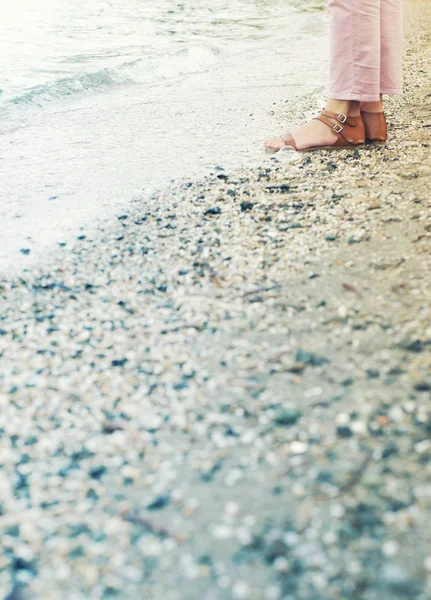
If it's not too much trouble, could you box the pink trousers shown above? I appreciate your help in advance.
[328,0,403,102]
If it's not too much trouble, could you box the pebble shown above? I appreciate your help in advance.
[382,540,399,557]
[232,581,250,599]
[224,502,239,517]
[414,440,431,454]
[289,441,308,455]
[212,525,232,540]
[147,495,171,511]
[273,557,289,572]
[264,586,281,600]
[336,425,353,438]
[203,207,222,216]
[381,562,411,585]
[273,406,302,426]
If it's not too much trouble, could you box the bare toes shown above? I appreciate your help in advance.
[264,136,283,150]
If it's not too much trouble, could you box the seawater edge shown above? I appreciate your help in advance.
[0,2,328,272]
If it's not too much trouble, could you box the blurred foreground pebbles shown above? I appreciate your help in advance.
[1,7,431,600]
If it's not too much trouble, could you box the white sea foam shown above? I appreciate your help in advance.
[0,45,220,133]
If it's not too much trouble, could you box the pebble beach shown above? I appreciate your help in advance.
[1,1,431,599]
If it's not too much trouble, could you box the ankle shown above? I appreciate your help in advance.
[361,94,383,113]
[325,99,361,117]
[360,100,384,113]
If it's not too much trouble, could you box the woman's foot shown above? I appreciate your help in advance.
[264,100,364,152]
[264,119,339,151]
[360,95,384,113]
[360,95,387,141]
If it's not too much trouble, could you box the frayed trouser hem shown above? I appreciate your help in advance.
[328,89,402,102]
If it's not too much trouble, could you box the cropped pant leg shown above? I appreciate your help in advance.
[328,0,403,102]
[380,0,403,94]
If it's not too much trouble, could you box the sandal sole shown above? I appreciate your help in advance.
[264,144,365,153]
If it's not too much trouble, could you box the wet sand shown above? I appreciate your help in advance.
[0,1,430,599]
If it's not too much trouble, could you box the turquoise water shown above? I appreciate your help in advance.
[1,0,251,127]
[0,0,323,128]
[0,0,327,270]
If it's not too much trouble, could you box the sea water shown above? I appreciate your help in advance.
[0,0,327,271]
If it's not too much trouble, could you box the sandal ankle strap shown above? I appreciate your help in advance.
[320,109,361,127]
[313,113,363,145]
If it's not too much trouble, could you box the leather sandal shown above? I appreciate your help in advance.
[264,109,365,152]
[361,110,387,143]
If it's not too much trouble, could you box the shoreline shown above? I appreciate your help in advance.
[0,5,328,274]
[1,1,431,599]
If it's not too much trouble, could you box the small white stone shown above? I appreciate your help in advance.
[322,531,338,545]
[185,497,200,511]
[347,560,362,575]
[121,465,140,479]
[54,564,71,581]
[224,501,239,516]
[140,537,162,557]
[290,441,308,455]
[311,572,328,590]
[292,483,306,496]
[424,556,431,572]
[212,524,232,540]
[283,531,299,546]
[330,503,345,518]
[337,305,347,318]
[212,431,228,449]
[163,538,177,552]
[388,406,404,422]
[236,527,252,546]
[382,562,409,583]
[415,439,431,454]
[232,581,250,599]
[273,557,290,572]
[304,387,323,398]
[335,413,349,425]
[382,540,399,557]
[351,421,367,435]
[224,469,243,487]
[184,564,200,580]
[180,553,195,567]
[103,517,124,535]
[240,430,255,445]
[264,585,281,600]
[171,488,183,502]
[243,515,256,528]
[266,451,279,465]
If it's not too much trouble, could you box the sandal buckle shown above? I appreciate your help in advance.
[337,113,347,124]
[333,123,343,134]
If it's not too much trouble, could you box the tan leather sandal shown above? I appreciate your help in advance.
[264,109,365,152]
[361,110,387,143]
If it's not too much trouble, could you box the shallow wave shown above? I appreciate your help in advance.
[0,45,219,131]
